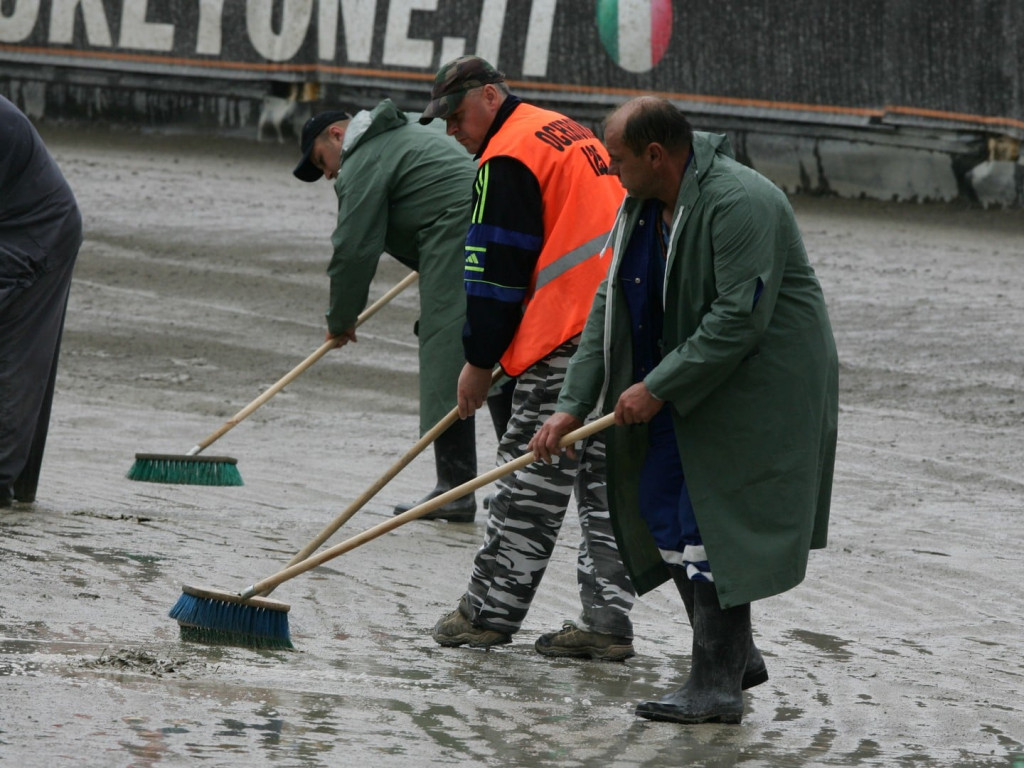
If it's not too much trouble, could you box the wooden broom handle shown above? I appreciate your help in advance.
[240,412,616,599]
[253,367,505,597]
[187,272,419,456]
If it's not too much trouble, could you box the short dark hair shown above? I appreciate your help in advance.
[608,97,693,156]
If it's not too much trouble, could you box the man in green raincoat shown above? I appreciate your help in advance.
[532,97,838,724]
[294,98,484,521]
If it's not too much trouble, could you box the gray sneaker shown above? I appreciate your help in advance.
[432,603,511,648]
[535,621,635,661]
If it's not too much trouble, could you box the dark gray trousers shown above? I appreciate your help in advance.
[464,340,635,637]
[0,255,76,498]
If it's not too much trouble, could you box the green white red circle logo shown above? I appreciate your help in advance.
[597,0,673,73]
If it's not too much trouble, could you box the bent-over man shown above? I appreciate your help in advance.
[293,98,482,521]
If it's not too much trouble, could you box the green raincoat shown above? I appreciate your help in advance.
[558,132,838,608]
[327,99,475,434]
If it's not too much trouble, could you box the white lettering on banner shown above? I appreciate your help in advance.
[49,0,112,46]
[0,0,557,81]
[196,0,225,55]
[318,0,338,60]
[523,0,555,76]
[474,0,506,64]
[119,0,174,51]
[341,0,376,61]
[246,0,313,62]
[318,0,338,59]
[318,0,376,63]
[437,35,465,65]
[0,0,41,43]
[383,0,435,68]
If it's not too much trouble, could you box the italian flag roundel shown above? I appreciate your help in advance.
[597,0,673,73]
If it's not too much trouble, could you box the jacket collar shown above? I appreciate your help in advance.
[341,98,407,163]
[475,95,522,159]
[662,132,732,283]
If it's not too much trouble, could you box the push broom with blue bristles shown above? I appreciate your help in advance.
[169,399,466,650]
[127,272,419,487]
[169,413,616,649]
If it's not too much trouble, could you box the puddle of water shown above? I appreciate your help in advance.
[785,628,854,661]
[0,659,44,677]
[0,546,45,562]
[67,544,166,585]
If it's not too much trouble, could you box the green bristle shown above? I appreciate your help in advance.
[127,455,243,486]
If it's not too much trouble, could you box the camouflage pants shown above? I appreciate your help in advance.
[462,340,635,638]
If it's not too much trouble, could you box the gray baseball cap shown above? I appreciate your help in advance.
[419,56,505,125]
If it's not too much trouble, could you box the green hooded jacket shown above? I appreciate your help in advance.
[327,99,476,433]
[558,132,839,608]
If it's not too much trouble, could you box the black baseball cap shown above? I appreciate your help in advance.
[293,110,352,182]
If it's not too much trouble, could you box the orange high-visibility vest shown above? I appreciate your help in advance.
[479,103,623,376]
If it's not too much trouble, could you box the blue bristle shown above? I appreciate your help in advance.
[170,592,292,650]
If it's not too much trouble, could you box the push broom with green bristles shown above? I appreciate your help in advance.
[169,413,616,650]
[127,272,418,486]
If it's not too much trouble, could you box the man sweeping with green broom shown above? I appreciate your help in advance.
[293,98,492,522]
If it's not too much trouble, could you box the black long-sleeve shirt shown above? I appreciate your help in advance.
[462,96,545,369]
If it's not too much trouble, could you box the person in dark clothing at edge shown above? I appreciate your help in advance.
[0,95,82,509]
[419,56,637,660]
[532,97,839,724]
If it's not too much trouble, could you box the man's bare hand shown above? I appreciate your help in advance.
[326,326,358,348]
[457,363,492,419]
[614,382,663,425]
[529,412,583,463]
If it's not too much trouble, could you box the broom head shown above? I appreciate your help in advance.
[128,453,243,486]
[170,584,292,650]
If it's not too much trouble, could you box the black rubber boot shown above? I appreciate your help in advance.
[486,378,515,440]
[669,564,768,690]
[393,416,477,522]
[12,309,63,506]
[482,378,515,511]
[635,581,749,724]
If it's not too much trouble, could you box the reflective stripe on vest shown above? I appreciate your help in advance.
[479,103,624,375]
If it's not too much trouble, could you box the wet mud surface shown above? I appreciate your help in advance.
[1,126,1022,767]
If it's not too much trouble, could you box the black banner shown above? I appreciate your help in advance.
[1,0,1021,131]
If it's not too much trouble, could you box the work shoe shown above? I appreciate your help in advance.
[534,621,635,661]
[432,602,511,649]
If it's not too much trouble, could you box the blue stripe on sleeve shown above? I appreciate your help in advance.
[467,222,543,252]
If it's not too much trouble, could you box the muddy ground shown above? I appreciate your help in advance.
[0,125,1022,768]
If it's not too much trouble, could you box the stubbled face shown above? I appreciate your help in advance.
[444,87,497,155]
[603,115,655,199]
[311,124,346,180]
